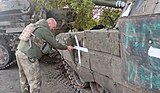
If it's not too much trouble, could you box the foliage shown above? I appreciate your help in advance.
[99,7,121,28]
[31,0,121,30]
[70,0,96,30]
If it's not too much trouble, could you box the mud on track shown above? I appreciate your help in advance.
[0,59,74,93]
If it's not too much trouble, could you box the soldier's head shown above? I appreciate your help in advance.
[47,18,57,31]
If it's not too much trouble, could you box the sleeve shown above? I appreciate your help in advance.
[39,28,67,50]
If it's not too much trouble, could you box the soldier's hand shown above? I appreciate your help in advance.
[67,46,74,51]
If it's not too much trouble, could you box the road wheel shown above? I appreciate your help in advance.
[0,44,14,69]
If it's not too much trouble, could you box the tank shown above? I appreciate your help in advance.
[0,0,75,69]
[57,0,160,93]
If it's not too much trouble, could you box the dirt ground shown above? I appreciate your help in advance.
[0,61,75,93]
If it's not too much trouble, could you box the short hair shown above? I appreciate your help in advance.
[47,18,57,26]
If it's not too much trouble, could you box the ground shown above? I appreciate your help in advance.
[0,61,75,93]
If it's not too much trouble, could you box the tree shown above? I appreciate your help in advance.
[99,7,121,29]
[31,0,121,30]
[70,0,96,30]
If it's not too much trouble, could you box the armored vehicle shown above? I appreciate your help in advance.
[0,0,75,69]
[57,0,160,93]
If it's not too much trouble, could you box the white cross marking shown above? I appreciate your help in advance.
[74,35,88,65]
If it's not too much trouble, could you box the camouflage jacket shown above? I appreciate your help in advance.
[17,19,67,59]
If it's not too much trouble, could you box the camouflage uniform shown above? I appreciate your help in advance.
[15,50,41,93]
[15,19,67,93]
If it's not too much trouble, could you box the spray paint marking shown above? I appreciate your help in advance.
[116,0,126,8]
[74,35,88,65]
[121,18,160,92]
[148,46,160,59]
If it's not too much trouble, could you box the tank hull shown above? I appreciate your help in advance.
[58,14,160,93]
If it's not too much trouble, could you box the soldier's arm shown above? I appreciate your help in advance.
[41,29,67,50]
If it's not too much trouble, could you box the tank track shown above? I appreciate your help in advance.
[0,60,16,70]
[52,50,89,93]
[62,61,90,92]
[45,49,78,92]
[49,49,89,92]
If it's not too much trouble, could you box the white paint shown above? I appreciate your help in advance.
[116,1,126,8]
[148,46,160,59]
[74,46,88,53]
[121,2,133,17]
[74,35,88,65]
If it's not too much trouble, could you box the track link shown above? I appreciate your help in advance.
[0,60,16,70]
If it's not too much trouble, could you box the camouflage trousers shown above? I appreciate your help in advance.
[15,50,41,93]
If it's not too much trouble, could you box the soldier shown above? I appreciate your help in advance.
[15,18,74,93]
